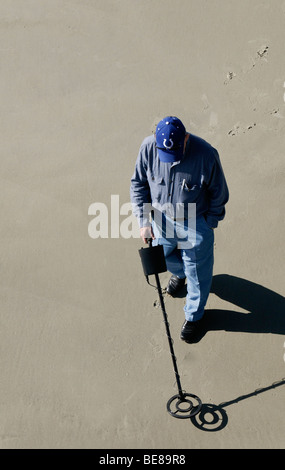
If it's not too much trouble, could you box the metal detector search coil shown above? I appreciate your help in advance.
[138,239,202,419]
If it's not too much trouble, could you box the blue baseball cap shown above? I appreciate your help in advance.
[155,116,186,163]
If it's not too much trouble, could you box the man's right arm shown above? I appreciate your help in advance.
[130,142,155,242]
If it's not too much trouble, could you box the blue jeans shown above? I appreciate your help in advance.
[152,215,214,322]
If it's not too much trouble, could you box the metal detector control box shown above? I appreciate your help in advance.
[139,243,167,277]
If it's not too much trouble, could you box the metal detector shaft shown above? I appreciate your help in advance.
[153,271,185,400]
[140,239,202,418]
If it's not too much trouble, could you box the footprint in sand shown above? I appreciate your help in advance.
[228,122,256,136]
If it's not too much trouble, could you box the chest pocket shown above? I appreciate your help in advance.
[178,176,202,203]
[148,174,165,202]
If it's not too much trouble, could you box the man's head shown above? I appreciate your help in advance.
[155,116,187,163]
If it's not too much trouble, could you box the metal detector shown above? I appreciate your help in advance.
[139,239,202,419]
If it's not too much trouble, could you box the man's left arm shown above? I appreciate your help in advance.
[205,149,229,229]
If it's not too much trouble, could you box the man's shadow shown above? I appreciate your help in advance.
[184,274,285,341]
[181,274,285,431]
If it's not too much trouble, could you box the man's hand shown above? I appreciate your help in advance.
[140,226,156,244]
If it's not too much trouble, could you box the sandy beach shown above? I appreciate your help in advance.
[0,0,284,449]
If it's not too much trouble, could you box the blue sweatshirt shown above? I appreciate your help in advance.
[130,133,229,229]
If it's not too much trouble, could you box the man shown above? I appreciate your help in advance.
[130,116,229,343]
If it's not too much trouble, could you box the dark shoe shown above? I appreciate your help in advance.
[166,275,186,297]
[180,319,202,343]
